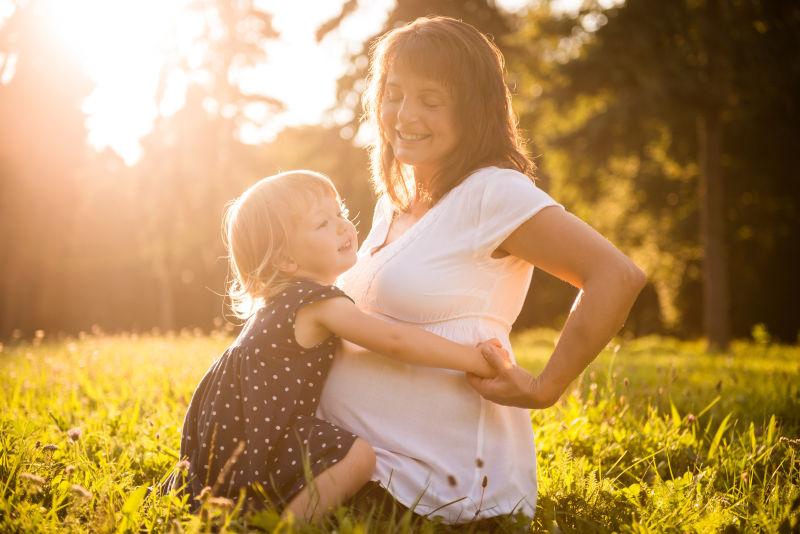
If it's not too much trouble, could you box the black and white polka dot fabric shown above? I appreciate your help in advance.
[177,280,358,509]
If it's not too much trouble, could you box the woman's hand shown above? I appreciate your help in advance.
[488,207,646,408]
[467,342,561,409]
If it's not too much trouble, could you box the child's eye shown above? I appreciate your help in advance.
[317,220,328,229]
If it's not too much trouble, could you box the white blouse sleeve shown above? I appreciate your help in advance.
[472,168,563,258]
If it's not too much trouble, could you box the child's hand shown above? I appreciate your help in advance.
[473,339,504,378]
[476,338,504,361]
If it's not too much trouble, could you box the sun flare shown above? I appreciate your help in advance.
[2,0,392,164]
[34,0,195,163]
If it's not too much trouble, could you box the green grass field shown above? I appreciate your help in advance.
[1,330,798,532]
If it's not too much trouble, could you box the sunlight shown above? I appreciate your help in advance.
[3,0,392,164]
[238,0,393,144]
[34,0,195,163]
[2,0,533,164]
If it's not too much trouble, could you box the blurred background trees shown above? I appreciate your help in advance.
[1,0,797,347]
[510,0,800,348]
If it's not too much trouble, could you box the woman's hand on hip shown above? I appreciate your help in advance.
[466,342,560,409]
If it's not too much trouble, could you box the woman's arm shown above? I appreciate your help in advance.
[298,299,497,378]
[467,206,646,408]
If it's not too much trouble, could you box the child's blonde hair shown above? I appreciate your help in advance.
[222,170,340,319]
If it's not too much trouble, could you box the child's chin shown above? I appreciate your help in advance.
[343,255,357,271]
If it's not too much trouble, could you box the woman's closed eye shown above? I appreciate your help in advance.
[385,93,442,109]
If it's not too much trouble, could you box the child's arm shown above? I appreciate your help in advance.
[299,297,497,378]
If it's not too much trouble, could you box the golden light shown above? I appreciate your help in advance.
[7,0,393,164]
[34,0,197,163]
[0,0,546,165]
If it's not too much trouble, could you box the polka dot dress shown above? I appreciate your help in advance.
[177,280,359,509]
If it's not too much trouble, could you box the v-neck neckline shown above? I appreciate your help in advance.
[368,168,484,257]
[369,190,450,257]
[369,200,429,257]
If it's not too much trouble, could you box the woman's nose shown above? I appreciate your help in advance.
[397,97,418,125]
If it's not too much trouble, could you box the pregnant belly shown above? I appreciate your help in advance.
[317,341,484,459]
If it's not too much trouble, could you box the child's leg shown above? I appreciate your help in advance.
[283,437,376,523]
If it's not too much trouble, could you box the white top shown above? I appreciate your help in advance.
[317,166,563,523]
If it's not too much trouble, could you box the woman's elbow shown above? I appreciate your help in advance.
[619,258,647,296]
[591,255,646,296]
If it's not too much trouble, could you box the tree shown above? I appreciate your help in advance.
[318,0,518,133]
[131,0,284,330]
[0,0,93,336]
[0,0,289,334]
[513,0,800,346]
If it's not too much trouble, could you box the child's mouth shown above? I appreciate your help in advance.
[338,239,352,252]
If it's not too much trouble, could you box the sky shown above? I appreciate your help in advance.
[0,0,582,165]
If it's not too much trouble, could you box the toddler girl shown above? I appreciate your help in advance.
[175,170,497,522]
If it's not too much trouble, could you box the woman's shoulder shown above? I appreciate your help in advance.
[459,165,535,191]
[444,166,539,209]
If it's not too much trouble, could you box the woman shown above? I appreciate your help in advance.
[317,16,646,524]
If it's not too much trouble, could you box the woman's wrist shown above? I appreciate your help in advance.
[527,372,563,408]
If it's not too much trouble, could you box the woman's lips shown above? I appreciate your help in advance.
[397,130,430,141]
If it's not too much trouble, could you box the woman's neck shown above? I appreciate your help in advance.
[410,166,436,211]
[411,165,435,190]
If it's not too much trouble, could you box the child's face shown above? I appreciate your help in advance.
[284,194,358,285]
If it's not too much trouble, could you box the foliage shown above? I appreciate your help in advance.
[1,332,798,532]
[510,0,800,342]
[317,0,518,131]
[1,0,798,345]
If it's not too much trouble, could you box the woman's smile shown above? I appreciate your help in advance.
[396,130,431,142]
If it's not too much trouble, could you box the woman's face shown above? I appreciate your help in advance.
[379,63,459,182]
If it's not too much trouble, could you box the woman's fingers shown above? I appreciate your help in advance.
[468,345,546,409]
[465,371,496,395]
[469,342,562,409]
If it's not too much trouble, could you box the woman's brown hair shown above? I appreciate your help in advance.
[363,16,535,210]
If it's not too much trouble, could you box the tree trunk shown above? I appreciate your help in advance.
[697,112,730,351]
[151,240,176,333]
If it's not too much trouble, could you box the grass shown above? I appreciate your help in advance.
[0,329,798,532]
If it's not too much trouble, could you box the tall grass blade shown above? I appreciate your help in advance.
[697,395,721,419]
[670,400,681,428]
[766,415,777,446]
[708,412,733,460]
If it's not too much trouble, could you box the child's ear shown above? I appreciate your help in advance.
[276,254,298,275]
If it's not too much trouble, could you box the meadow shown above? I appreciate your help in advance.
[0,329,798,533]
